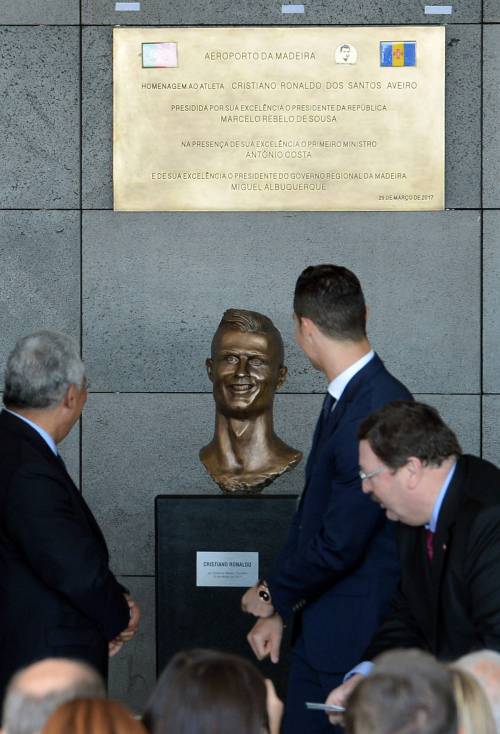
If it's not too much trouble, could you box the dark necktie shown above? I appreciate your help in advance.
[321,393,336,429]
[321,392,336,422]
[425,528,435,562]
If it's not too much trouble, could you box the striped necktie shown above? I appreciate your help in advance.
[425,528,435,562]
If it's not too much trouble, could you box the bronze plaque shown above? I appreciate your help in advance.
[113,26,445,212]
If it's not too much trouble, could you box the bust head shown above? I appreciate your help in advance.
[200,309,301,493]
[206,309,286,420]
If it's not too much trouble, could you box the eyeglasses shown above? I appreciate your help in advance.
[359,466,387,481]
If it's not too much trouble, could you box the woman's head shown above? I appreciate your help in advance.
[143,649,269,734]
[41,698,147,734]
[449,667,496,734]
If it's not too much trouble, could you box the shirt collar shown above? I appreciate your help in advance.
[5,408,58,456]
[327,350,375,403]
[426,462,457,533]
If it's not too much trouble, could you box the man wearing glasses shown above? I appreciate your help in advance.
[326,400,500,720]
[241,264,412,734]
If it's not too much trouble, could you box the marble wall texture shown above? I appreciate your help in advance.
[0,0,498,713]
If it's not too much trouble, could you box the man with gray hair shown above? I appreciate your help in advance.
[2,658,105,734]
[456,650,500,732]
[0,331,140,706]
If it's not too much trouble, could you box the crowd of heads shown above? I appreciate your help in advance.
[0,652,282,734]
[2,648,500,734]
[344,649,500,734]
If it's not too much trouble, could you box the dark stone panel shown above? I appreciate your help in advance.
[81,25,479,210]
[0,27,80,208]
[415,394,480,456]
[0,211,81,377]
[82,0,161,25]
[82,393,320,574]
[484,2,500,21]
[0,1,79,24]
[483,26,500,208]
[109,576,155,714]
[82,210,480,394]
[444,25,481,208]
[483,211,500,393]
[156,496,297,696]
[82,0,479,25]
[82,28,113,209]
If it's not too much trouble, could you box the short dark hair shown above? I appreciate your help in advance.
[142,649,269,734]
[359,401,462,470]
[345,649,458,734]
[212,308,284,364]
[293,264,366,341]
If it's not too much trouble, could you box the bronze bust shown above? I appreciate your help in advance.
[200,309,302,494]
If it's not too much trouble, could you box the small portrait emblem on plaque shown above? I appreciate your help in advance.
[335,43,357,64]
[380,41,416,67]
[142,42,178,68]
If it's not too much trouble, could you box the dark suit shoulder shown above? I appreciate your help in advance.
[459,454,500,506]
[343,356,412,419]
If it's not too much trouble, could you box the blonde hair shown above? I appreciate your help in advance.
[41,698,147,734]
[448,667,496,734]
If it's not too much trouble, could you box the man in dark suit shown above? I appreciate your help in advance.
[0,331,139,704]
[240,265,412,734]
[326,400,500,717]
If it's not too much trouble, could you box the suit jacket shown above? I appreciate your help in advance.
[267,354,412,673]
[364,454,500,662]
[0,409,130,699]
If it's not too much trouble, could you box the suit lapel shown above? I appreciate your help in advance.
[428,459,465,638]
[303,354,383,492]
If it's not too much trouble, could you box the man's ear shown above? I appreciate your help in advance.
[300,316,318,340]
[405,456,424,488]
[276,365,288,390]
[62,384,77,409]
[206,358,214,382]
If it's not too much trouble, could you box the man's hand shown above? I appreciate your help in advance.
[325,674,363,725]
[119,595,141,641]
[108,638,124,657]
[247,613,283,663]
[241,585,275,618]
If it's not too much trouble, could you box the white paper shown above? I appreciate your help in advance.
[115,2,141,10]
[424,5,453,14]
[281,4,305,13]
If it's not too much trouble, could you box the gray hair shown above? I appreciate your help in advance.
[2,662,105,734]
[3,331,85,409]
[456,650,500,733]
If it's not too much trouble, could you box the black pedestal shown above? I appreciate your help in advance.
[155,494,298,696]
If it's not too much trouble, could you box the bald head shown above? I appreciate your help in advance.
[456,651,500,733]
[2,659,104,734]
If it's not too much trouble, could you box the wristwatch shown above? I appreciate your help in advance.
[257,579,272,604]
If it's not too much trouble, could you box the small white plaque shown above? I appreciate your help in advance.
[424,5,453,13]
[196,552,259,587]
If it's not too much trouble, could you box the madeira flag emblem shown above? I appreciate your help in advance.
[380,41,416,67]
